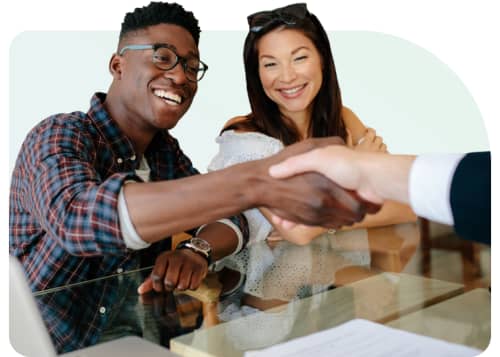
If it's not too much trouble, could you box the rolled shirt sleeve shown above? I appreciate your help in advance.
[118,185,152,250]
[196,218,245,256]
[117,146,249,251]
[24,118,139,256]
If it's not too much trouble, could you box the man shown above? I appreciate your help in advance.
[270,145,490,244]
[9,3,378,350]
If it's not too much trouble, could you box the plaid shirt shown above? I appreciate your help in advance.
[35,270,143,353]
[10,93,249,352]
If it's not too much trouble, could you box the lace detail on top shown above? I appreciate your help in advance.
[221,231,370,301]
[208,130,284,244]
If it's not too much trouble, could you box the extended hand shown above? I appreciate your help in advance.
[259,138,381,228]
[266,171,381,228]
[269,144,386,202]
[138,249,208,294]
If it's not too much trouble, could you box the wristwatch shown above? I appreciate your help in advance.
[176,237,212,265]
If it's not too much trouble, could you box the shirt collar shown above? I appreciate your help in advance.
[88,92,176,165]
[88,92,137,163]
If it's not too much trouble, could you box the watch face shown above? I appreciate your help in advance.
[191,237,211,252]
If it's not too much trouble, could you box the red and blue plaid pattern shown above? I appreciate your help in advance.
[10,92,249,352]
[10,92,249,293]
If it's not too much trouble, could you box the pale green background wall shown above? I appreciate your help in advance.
[10,31,489,172]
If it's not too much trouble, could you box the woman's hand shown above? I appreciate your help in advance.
[348,128,387,153]
[266,229,285,242]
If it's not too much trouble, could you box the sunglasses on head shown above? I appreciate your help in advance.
[247,3,309,33]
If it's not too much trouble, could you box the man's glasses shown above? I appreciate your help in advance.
[247,3,309,33]
[118,43,208,82]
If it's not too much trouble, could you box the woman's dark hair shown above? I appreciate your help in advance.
[227,8,346,145]
[119,2,200,45]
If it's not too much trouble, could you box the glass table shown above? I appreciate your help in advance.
[32,222,490,356]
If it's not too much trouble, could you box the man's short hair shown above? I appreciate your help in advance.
[119,2,200,45]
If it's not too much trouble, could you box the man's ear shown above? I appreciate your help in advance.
[109,53,123,79]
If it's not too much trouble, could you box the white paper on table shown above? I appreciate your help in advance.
[244,318,482,357]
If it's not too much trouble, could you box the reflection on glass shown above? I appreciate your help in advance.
[35,224,450,355]
[211,231,372,350]
[34,268,203,353]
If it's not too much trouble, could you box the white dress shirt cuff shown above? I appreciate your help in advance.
[196,219,244,256]
[409,153,465,225]
[118,185,151,250]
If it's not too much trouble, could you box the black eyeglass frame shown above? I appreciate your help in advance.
[247,3,310,33]
[118,43,209,82]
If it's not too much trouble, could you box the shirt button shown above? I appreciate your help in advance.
[117,158,124,164]
[116,268,123,274]
[99,306,106,314]
[130,155,136,161]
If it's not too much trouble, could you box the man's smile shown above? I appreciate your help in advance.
[153,88,184,106]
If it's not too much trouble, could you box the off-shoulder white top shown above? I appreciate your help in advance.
[208,130,284,244]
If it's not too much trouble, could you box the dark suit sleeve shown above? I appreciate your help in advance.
[449,151,490,244]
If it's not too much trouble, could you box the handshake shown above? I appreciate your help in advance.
[257,136,383,229]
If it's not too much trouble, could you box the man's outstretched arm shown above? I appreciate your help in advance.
[269,145,415,206]
[124,138,380,243]
[269,145,490,243]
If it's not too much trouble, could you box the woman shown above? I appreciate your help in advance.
[209,3,416,245]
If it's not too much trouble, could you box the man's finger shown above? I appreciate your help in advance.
[364,200,383,214]
[176,266,192,291]
[269,151,318,178]
[357,188,384,205]
[189,269,205,290]
[151,273,164,292]
[164,257,182,290]
[137,276,153,294]
[152,256,168,292]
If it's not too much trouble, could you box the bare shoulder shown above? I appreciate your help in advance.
[342,106,366,141]
[223,115,255,133]
[224,116,247,129]
[341,106,365,128]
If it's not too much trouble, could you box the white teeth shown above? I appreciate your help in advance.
[281,85,304,95]
[153,89,182,105]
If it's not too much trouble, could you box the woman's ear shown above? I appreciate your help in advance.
[109,53,123,79]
